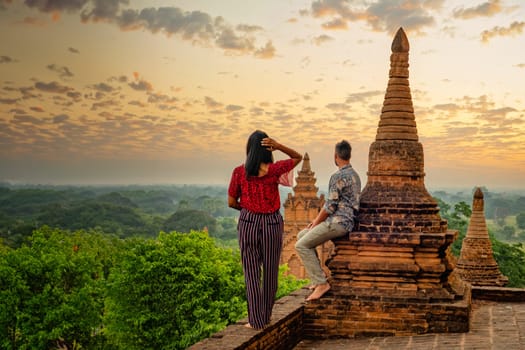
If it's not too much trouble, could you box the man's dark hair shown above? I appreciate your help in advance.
[335,140,351,161]
[245,130,273,177]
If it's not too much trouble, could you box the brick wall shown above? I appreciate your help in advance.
[187,288,309,350]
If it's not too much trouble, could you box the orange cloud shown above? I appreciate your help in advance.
[204,96,222,109]
[14,1,275,60]
[30,106,45,113]
[51,11,60,22]
[481,21,525,43]
[453,0,502,20]
[322,18,348,30]
[20,17,47,27]
[312,34,333,46]
[129,79,153,92]
[254,41,276,59]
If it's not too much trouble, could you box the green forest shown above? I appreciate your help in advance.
[0,184,524,349]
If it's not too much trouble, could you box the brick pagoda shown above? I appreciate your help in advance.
[303,27,471,338]
[455,188,508,286]
[281,153,330,279]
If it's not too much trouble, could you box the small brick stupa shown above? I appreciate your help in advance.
[281,153,329,279]
[455,188,508,286]
[303,28,471,338]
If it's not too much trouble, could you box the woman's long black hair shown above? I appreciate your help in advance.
[245,130,273,178]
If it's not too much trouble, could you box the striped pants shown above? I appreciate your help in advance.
[238,208,283,329]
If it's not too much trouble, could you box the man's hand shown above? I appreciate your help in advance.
[306,208,329,230]
[307,221,319,229]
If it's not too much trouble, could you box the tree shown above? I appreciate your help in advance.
[491,237,525,288]
[103,231,246,350]
[96,192,138,208]
[486,197,512,223]
[213,217,238,241]
[37,202,148,237]
[500,225,516,241]
[435,197,470,256]
[452,201,472,220]
[163,209,218,235]
[0,227,118,349]
[516,197,525,213]
[176,199,191,211]
[516,212,525,230]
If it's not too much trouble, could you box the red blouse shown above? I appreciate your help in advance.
[228,159,295,213]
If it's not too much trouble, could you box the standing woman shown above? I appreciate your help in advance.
[228,130,302,329]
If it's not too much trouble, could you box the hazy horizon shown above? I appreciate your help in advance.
[2,179,524,196]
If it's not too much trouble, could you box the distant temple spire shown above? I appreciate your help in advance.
[281,153,327,279]
[455,188,508,286]
[291,152,318,199]
[302,152,311,171]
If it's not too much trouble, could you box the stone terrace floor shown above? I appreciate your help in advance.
[294,301,525,350]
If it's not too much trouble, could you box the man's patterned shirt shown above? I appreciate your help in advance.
[324,164,361,231]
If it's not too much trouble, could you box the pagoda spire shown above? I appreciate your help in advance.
[376,27,418,142]
[292,152,318,199]
[455,188,508,286]
[358,27,439,234]
[301,152,312,172]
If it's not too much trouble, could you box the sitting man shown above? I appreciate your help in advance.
[295,140,361,301]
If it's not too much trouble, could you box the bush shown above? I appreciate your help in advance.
[1,227,311,349]
[0,227,117,349]
[276,264,308,299]
[103,231,246,350]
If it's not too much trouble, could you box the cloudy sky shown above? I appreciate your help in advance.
[1,0,524,190]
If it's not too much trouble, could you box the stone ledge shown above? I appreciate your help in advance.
[471,286,525,302]
[302,290,471,338]
[187,288,309,350]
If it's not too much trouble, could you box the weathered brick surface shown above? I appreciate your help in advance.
[327,231,462,296]
[187,289,525,349]
[294,300,525,350]
[472,286,525,302]
[302,287,471,338]
[187,289,309,350]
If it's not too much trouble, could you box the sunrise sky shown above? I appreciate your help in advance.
[1,0,524,190]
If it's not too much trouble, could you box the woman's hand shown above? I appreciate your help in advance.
[261,137,279,151]
[261,136,302,167]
